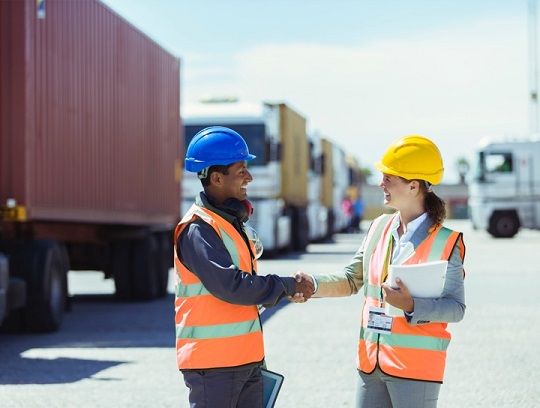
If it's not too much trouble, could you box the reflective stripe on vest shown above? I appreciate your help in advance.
[358,213,465,382]
[174,204,264,370]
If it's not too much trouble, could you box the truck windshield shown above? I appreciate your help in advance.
[473,151,513,182]
[184,124,267,166]
[485,152,513,173]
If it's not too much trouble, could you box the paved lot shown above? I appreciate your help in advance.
[1,219,539,407]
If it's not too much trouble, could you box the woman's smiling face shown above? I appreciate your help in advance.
[378,173,412,210]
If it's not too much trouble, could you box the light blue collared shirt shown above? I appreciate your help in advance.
[390,212,428,263]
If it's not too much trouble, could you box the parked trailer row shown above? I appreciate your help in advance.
[0,0,181,333]
[181,99,361,257]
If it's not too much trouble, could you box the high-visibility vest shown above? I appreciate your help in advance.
[358,213,465,382]
[174,204,264,370]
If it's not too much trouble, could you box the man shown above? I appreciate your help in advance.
[175,126,314,407]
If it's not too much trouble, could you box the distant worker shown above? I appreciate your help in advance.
[174,126,315,407]
[350,195,365,233]
[342,197,354,233]
[293,135,466,408]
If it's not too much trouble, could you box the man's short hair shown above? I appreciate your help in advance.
[199,163,233,186]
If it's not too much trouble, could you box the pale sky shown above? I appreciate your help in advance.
[100,0,532,184]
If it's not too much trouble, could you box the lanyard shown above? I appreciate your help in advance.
[380,235,394,303]
[381,234,394,283]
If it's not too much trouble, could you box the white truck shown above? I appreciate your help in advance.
[181,100,311,256]
[318,138,358,236]
[468,137,540,238]
[306,133,333,243]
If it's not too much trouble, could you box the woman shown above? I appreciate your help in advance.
[295,135,466,408]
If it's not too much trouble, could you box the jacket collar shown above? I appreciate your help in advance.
[408,216,436,248]
[196,192,236,224]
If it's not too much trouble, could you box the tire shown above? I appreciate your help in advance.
[326,209,335,240]
[0,240,69,333]
[111,233,162,301]
[24,240,69,332]
[132,234,159,300]
[155,232,172,298]
[291,208,309,252]
[0,254,9,327]
[488,211,520,238]
[111,239,132,300]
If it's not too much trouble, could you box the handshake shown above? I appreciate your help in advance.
[291,272,315,303]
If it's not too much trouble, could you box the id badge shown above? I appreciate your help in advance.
[366,306,393,334]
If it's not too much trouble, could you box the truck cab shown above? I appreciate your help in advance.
[182,100,301,256]
[468,137,540,237]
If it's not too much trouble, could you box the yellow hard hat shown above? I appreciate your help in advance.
[374,135,444,185]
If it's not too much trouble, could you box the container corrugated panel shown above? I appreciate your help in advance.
[0,0,181,225]
[278,103,308,206]
[320,138,335,208]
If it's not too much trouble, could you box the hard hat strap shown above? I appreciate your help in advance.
[198,167,209,180]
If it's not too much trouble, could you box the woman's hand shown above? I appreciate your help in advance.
[382,278,414,313]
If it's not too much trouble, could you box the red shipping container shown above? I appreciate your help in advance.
[0,0,181,226]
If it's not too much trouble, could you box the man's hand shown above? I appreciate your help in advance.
[290,272,315,303]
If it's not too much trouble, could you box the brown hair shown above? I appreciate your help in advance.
[417,181,446,225]
[400,177,447,225]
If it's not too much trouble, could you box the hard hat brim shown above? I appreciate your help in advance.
[374,160,443,185]
[185,154,256,173]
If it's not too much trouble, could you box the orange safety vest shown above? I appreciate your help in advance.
[358,213,465,382]
[174,204,264,370]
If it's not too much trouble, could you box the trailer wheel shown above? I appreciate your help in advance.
[1,240,69,333]
[111,239,132,300]
[488,211,520,238]
[25,240,69,332]
[291,208,309,252]
[132,234,159,300]
[112,233,161,301]
[155,232,172,297]
[326,209,335,240]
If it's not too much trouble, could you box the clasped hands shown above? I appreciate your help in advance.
[289,272,314,303]
[288,273,414,313]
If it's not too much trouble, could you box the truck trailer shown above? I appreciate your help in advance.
[0,0,181,332]
[468,137,540,237]
[182,99,310,256]
[319,138,358,235]
[306,133,329,242]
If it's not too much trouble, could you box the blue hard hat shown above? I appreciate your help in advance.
[185,126,256,173]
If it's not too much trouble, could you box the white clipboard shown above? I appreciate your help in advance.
[386,260,448,316]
